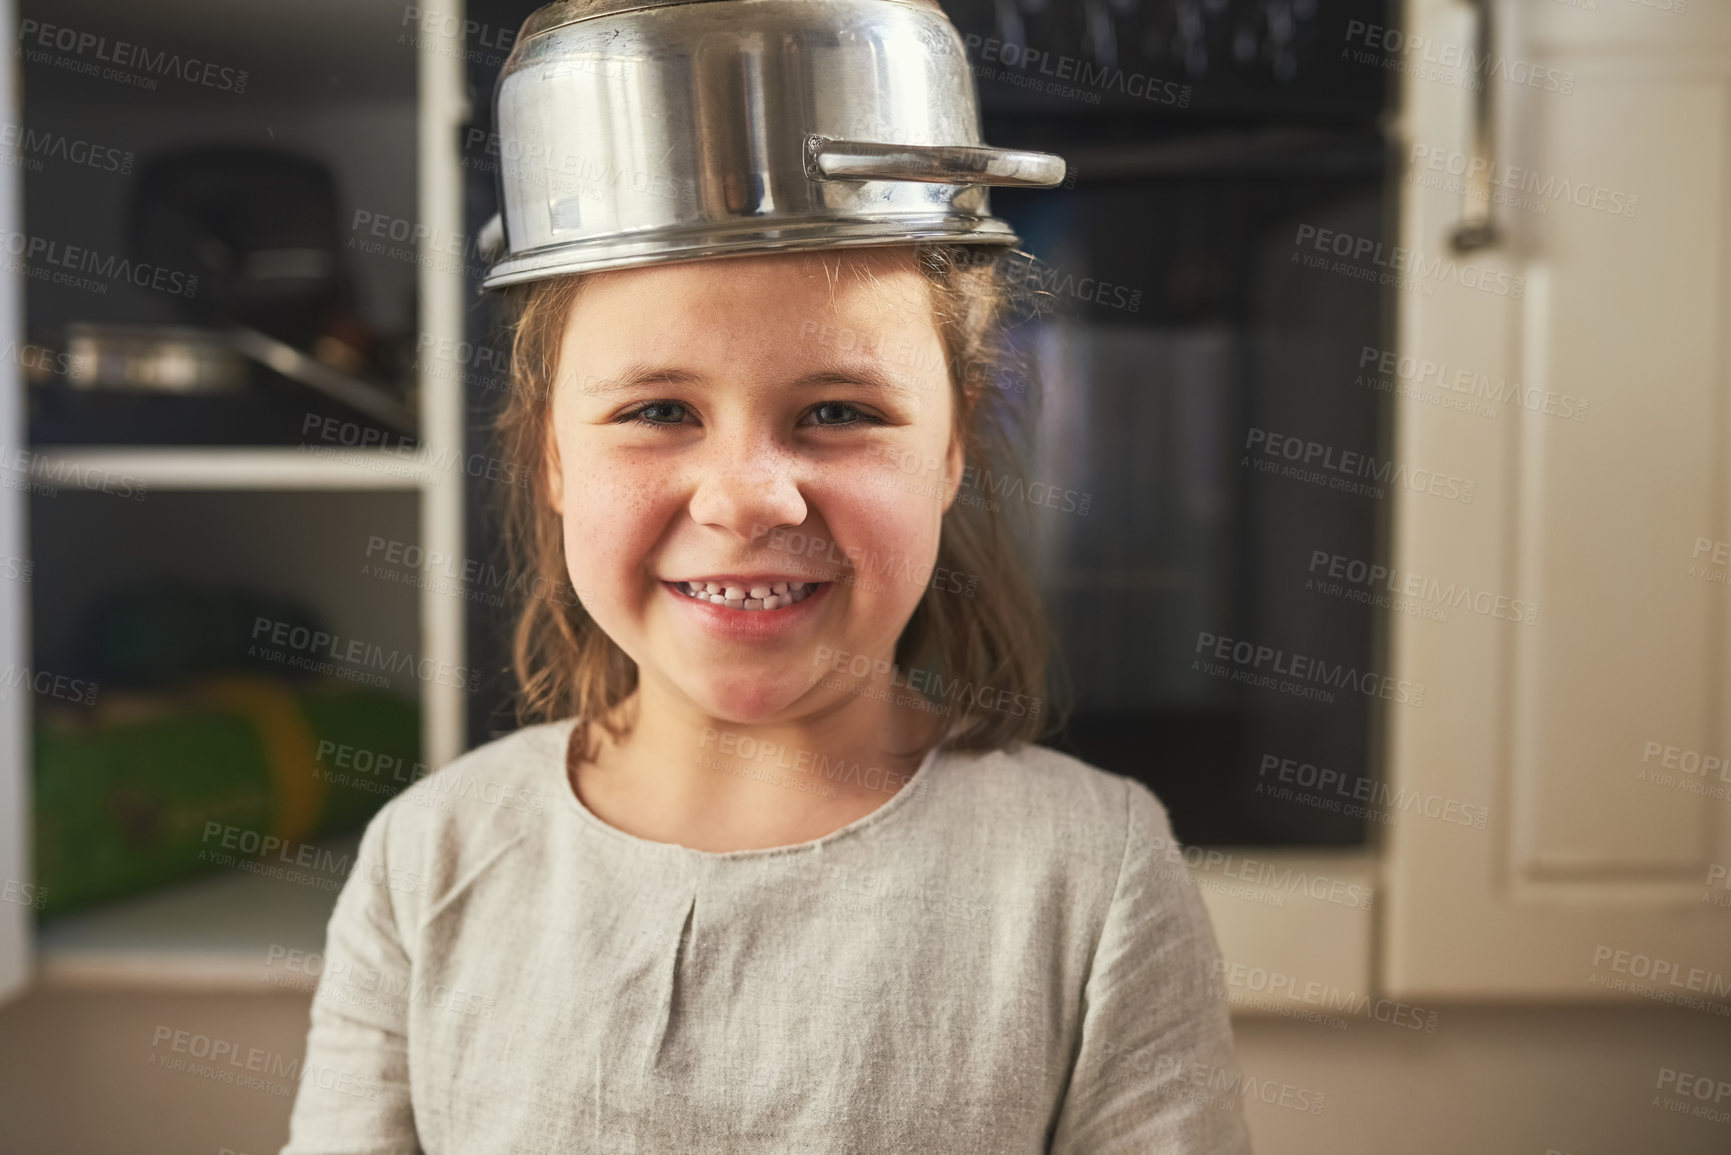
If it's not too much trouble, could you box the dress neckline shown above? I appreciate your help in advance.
[547,715,948,861]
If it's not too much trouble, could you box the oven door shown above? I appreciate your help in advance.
[987,124,1394,847]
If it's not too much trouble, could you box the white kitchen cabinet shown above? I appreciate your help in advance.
[1383,0,1731,998]
[0,0,469,1004]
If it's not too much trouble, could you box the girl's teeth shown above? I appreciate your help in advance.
[677,581,819,610]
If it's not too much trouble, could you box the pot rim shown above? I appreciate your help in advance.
[516,0,945,45]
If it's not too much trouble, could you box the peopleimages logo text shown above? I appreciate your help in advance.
[0,229,198,299]
[1245,427,1476,504]
[1295,224,1524,298]
[248,617,482,693]
[1342,20,1575,95]
[17,20,250,92]
[962,33,1191,108]
[1194,631,1425,707]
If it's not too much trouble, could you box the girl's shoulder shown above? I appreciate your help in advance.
[358,719,569,865]
[928,740,1184,891]
[938,738,1175,827]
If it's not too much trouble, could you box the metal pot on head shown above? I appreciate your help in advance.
[479,0,1067,289]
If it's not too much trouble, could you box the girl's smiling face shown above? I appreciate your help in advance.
[545,247,964,723]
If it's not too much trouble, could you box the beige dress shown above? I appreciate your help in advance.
[279,716,1254,1153]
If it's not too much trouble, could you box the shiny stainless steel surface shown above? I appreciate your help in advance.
[63,324,247,394]
[53,322,416,433]
[480,0,1066,289]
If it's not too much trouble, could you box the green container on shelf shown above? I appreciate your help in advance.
[33,674,421,919]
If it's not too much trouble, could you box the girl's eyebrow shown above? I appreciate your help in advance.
[579,362,919,399]
[578,363,704,397]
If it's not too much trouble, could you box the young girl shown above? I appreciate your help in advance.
[279,238,1254,1153]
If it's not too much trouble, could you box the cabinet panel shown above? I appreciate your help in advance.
[1511,75,1726,880]
[1383,0,1731,998]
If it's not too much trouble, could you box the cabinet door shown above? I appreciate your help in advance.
[1384,0,1731,998]
[0,0,31,1008]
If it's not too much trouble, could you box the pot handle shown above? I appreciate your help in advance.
[803,134,1066,187]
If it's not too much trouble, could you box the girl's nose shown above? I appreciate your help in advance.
[685,430,810,539]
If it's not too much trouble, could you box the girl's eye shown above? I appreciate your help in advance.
[804,402,883,428]
[618,400,884,430]
[621,401,690,428]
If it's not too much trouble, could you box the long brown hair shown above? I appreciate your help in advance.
[488,242,1071,762]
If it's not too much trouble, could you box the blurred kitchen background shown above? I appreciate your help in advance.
[1,0,1728,1152]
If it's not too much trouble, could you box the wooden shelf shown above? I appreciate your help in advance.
[34,833,360,991]
[24,447,443,491]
